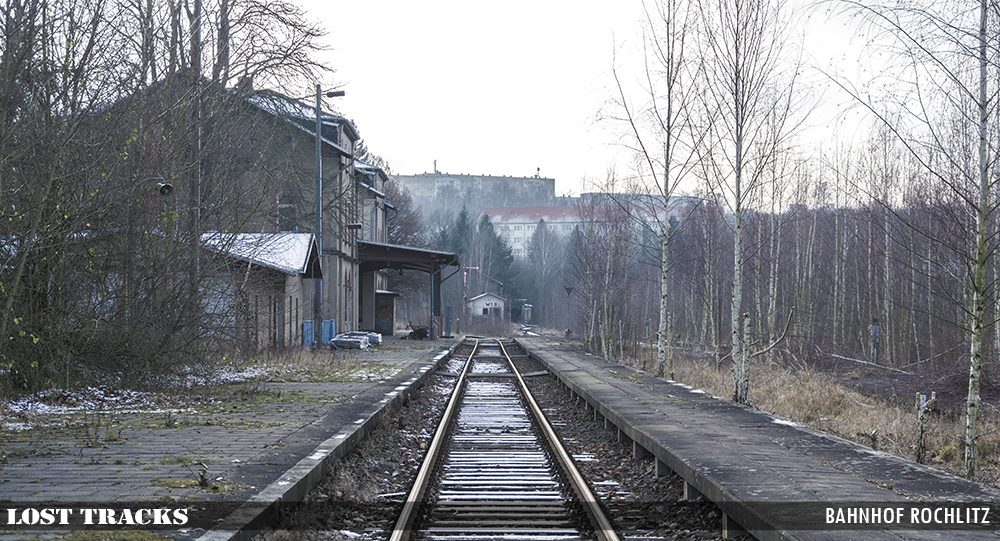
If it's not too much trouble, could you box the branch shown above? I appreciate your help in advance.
[832,354,912,375]
[748,308,794,360]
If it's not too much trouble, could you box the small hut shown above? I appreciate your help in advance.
[467,292,507,321]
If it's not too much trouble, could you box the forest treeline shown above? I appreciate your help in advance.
[428,162,978,380]
[426,0,1000,478]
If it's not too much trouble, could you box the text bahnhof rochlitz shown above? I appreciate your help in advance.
[827,506,991,525]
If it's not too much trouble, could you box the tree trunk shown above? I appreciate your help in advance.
[732,203,745,403]
[658,232,669,377]
[212,0,230,85]
[883,207,893,365]
[833,202,843,347]
[965,0,989,479]
[768,188,780,361]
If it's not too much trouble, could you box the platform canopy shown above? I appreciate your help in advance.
[358,240,459,274]
[358,241,459,337]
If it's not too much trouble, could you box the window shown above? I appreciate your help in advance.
[513,225,522,231]
[277,203,298,232]
[514,237,522,244]
[483,308,489,315]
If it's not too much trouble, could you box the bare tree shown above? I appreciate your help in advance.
[384,179,425,248]
[524,220,561,326]
[837,0,998,478]
[607,0,704,378]
[695,0,804,404]
[565,199,635,357]
[0,0,118,389]
[0,0,333,391]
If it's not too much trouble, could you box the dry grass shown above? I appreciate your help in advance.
[247,347,403,383]
[616,346,1000,488]
[253,348,366,377]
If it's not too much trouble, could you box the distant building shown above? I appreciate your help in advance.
[479,205,626,257]
[467,292,507,320]
[481,199,700,257]
[395,171,556,205]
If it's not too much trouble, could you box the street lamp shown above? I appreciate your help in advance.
[314,86,346,349]
[564,284,574,337]
[125,176,174,336]
[134,176,173,198]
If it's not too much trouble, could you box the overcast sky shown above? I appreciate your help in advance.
[298,1,862,196]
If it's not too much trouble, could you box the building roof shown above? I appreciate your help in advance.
[201,232,321,277]
[467,292,508,303]
[355,160,388,182]
[357,240,459,274]
[247,90,358,154]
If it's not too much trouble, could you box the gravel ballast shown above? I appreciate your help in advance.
[257,341,745,541]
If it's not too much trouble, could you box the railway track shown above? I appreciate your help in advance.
[389,338,620,541]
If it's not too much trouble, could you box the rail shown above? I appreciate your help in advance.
[388,338,620,541]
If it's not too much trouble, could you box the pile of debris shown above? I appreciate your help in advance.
[331,331,383,350]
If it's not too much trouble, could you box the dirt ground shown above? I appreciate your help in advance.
[803,350,1000,419]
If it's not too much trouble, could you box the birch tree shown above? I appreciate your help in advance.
[696,0,803,404]
[613,0,699,376]
[839,0,998,478]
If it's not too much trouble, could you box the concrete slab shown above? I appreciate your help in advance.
[517,337,1000,541]
[0,338,461,540]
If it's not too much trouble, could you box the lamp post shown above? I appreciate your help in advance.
[134,176,173,197]
[125,176,174,336]
[564,284,573,337]
[314,86,346,349]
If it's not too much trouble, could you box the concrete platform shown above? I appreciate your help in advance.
[517,337,1000,540]
[0,338,460,540]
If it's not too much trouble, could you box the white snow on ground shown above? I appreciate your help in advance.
[161,364,285,388]
[331,364,403,382]
[3,386,194,416]
[0,386,206,432]
[0,364,278,432]
[1,360,404,432]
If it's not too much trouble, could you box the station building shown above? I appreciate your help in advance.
[203,89,458,347]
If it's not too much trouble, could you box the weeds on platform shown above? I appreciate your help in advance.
[614,345,1000,488]
[254,348,403,383]
[79,408,123,447]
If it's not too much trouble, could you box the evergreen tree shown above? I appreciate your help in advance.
[527,220,564,326]
[450,205,474,259]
